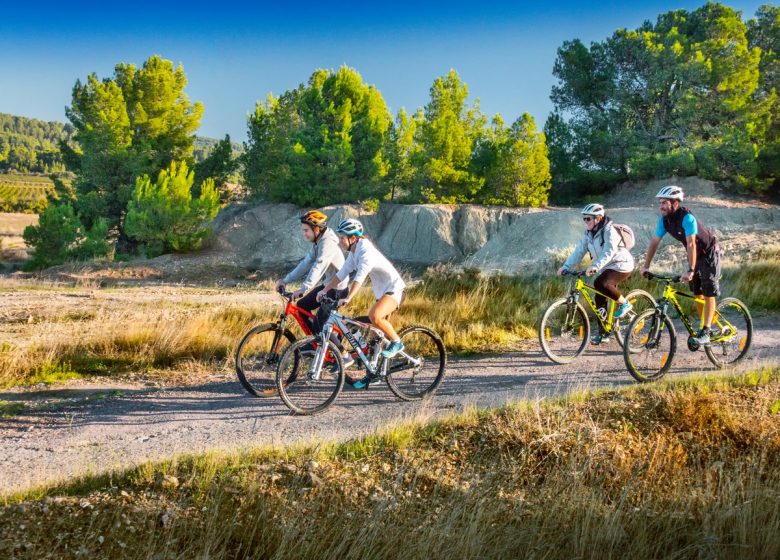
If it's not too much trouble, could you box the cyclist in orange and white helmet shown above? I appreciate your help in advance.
[276,210,351,365]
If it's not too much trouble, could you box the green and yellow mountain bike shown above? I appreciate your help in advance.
[622,272,753,382]
[539,270,656,364]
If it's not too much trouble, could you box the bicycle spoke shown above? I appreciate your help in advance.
[236,325,294,398]
[705,298,753,368]
[623,310,676,382]
[539,299,589,363]
[277,337,344,415]
[386,325,446,400]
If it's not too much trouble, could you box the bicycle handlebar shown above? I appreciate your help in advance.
[561,269,587,277]
[643,271,682,283]
[277,286,294,300]
[318,295,343,308]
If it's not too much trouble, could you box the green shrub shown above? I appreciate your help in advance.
[124,160,220,257]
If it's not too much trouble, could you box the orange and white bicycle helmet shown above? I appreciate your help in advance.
[300,210,328,228]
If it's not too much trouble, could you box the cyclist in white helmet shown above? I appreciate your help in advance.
[558,203,635,345]
[641,185,721,345]
[318,218,406,389]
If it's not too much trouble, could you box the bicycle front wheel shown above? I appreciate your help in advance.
[614,289,656,348]
[235,324,296,397]
[276,336,344,415]
[705,297,753,368]
[538,298,590,364]
[623,309,677,383]
[386,325,447,401]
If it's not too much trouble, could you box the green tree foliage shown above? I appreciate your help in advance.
[194,134,239,195]
[749,4,780,195]
[548,2,770,198]
[0,113,72,174]
[385,108,423,201]
[476,114,551,206]
[243,66,392,206]
[65,55,203,235]
[124,161,219,257]
[22,203,111,270]
[410,70,486,203]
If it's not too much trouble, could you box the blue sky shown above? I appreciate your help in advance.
[0,1,768,142]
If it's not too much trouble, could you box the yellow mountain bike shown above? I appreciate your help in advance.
[622,272,753,382]
[539,270,655,364]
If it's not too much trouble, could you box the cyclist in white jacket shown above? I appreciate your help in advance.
[557,203,635,345]
[318,218,406,388]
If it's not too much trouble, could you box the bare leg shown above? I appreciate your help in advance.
[368,295,400,341]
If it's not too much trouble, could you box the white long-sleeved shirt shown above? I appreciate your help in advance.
[283,228,348,292]
[336,238,406,299]
[563,219,634,274]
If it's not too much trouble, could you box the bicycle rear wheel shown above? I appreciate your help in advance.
[235,324,296,397]
[276,336,344,415]
[385,325,447,401]
[614,289,656,348]
[705,297,753,368]
[623,309,677,382]
[538,298,590,364]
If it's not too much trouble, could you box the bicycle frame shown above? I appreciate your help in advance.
[642,276,739,346]
[307,300,423,380]
[567,276,619,334]
[655,281,737,342]
[656,282,704,336]
[279,295,316,335]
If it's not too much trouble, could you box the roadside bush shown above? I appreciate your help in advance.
[21,202,111,270]
[124,160,220,257]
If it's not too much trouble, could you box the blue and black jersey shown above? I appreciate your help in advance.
[657,207,717,255]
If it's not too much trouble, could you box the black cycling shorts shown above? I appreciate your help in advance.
[690,245,721,298]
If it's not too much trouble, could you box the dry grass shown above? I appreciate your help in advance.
[2,367,779,559]
[1,247,778,387]
[0,285,283,387]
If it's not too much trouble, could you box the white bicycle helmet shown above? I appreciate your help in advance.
[580,203,605,217]
[655,185,684,201]
[335,218,364,237]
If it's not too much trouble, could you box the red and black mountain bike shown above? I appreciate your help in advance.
[235,288,318,397]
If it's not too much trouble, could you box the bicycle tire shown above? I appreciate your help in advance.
[538,298,590,364]
[385,325,447,401]
[704,297,753,368]
[614,289,656,348]
[235,324,297,397]
[276,336,345,415]
[623,309,677,383]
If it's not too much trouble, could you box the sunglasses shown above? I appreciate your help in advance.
[583,216,595,222]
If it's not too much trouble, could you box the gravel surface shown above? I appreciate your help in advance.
[1,314,778,496]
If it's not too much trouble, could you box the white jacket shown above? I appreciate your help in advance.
[563,219,634,274]
[336,238,406,299]
[283,228,348,293]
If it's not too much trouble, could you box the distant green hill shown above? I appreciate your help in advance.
[0,113,242,211]
[0,113,241,175]
[0,113,73,174]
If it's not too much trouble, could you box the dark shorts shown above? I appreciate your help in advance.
[690,245,721,298]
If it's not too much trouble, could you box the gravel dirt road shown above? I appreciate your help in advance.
[2,313,778,496]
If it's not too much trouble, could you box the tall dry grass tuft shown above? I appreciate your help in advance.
[2,368,779,559]
[0,304,280,387]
